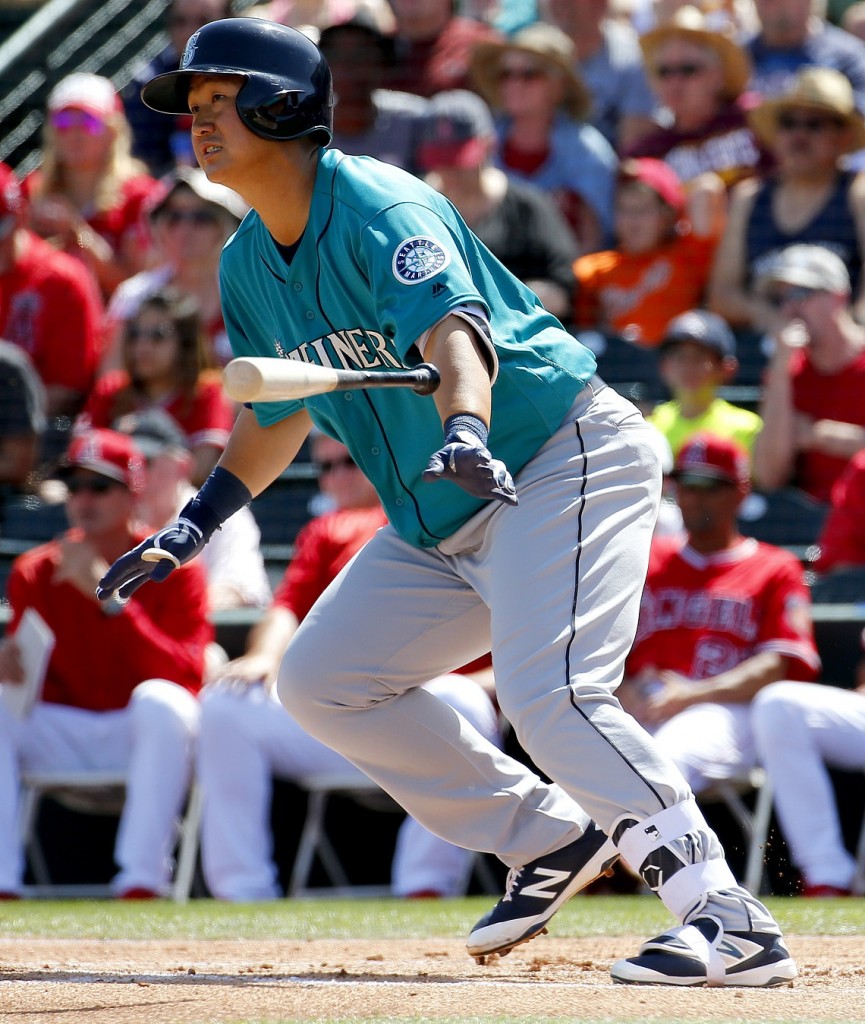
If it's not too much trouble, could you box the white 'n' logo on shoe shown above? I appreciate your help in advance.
[519,868,571,899]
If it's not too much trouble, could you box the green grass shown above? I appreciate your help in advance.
[2,898,858,1024]
[0,894,860,940]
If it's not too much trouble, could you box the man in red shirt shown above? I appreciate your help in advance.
[0,163,104,418]
[753,244,865,504]
[0,429,210,898]
[620,433,820,800]
[813,446,865,573]
[198,432,501,901]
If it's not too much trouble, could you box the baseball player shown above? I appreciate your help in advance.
[621,433,820,796]
[0,429,208,898]
[98,19,796,986]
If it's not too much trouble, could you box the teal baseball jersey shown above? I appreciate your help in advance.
[219,149,596,547]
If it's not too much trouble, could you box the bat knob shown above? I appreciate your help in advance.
[413,363,441,396]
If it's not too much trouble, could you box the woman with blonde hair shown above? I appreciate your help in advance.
[78,288,235,484]
[24,73,162,299]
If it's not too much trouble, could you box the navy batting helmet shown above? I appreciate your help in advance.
[141,18,333,145]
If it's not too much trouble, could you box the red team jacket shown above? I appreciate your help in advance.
[0,232,103,396]
[6,529,212,711]
[627,535,820,683]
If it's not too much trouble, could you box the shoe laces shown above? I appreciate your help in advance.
[502,865,524,903]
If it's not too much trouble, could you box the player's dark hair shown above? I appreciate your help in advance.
[116,287,211,420]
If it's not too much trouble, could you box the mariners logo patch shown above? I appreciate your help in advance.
[181,31,199,68]
[392,236,450,285]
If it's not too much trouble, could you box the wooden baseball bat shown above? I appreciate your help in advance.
[223,358,441,403]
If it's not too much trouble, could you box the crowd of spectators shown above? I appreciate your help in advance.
[4,0,865,901]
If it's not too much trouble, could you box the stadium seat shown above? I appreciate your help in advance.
[577,330,667,404]
[738,488,828,557]
[288,772,498,898]
[699,768,773,895]
[18,771,202,902]
[0,495,67,542]
[810,566,865,605]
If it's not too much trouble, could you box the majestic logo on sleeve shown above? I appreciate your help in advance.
[180,31,199,68]
[392,236,450,285]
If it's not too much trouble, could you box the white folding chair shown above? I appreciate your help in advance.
[699,767,774,895]
[18,770,202,901]
[289,771,498,898]
[850,773,865,895]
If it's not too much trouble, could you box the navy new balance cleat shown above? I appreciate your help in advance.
[611,916,798,987]
[466,824,618,962]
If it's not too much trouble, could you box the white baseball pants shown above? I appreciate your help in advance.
[0,679,199,894]
[752,681,865,890]
[648,701,759,795]
[197,674,501,900]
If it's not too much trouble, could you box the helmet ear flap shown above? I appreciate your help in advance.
[247,91,301,133]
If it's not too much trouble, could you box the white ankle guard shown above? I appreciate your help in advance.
[614,799,738,920]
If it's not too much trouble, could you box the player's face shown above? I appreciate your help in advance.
[675,478,742,545]
[188,75,276,193]
[65,471,134,537]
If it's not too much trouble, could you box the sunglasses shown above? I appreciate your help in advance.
[50,109,107,135]
[66,476,120,495]
[126,324,176,343]
[776,113,845,133]
[498,66,547,82]
[316,455,356,473]
[675,475,734,491]
[163,208,221,228]
[765,285,820,308]
[654,63,707,80]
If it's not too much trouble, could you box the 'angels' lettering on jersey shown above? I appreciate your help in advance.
[279,328,404,372]
[635,588,758,645]
[627,536,820,683]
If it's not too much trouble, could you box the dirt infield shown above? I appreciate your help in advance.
[0,934,862,1023]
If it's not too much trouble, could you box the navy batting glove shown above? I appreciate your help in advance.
[97,467,252,602]
[96,518,209,602]
[422,414,518,506]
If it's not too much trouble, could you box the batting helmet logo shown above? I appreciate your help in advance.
[180,31,199,69]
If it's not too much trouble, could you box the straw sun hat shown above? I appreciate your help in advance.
[747,66,865,153]
[639,5,752,101]
[469,22,591,121]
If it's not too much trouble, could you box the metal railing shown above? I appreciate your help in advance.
[0,0,172,173]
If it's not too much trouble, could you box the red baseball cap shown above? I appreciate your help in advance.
[416,90,495,172]
[59,429,146,494]
[672,433,751,490]
[618,157,685,215]
[0,162,24,219]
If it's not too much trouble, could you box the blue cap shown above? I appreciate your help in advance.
[661,309,736,359]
